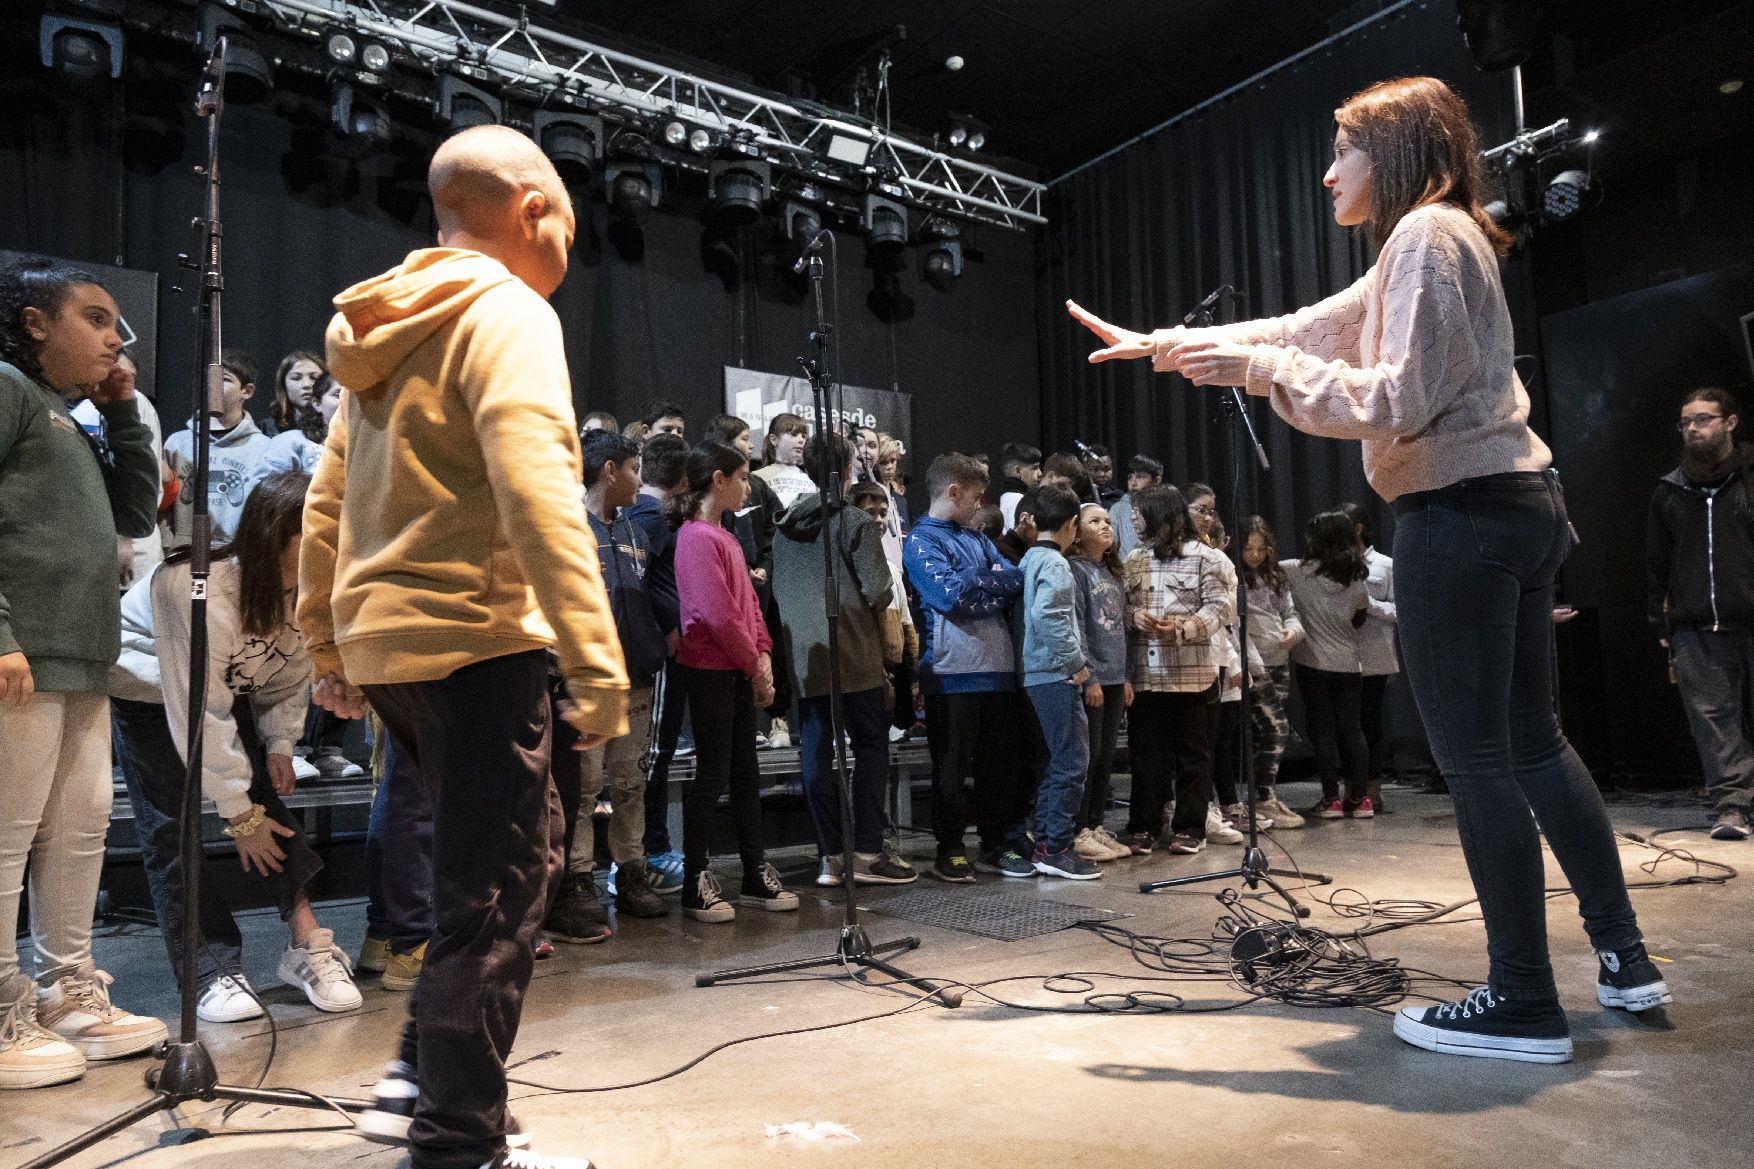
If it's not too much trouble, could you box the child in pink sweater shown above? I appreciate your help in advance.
[673,440,797,924]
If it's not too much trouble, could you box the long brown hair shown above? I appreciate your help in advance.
[1132,484,1193,561]
[272,350,325,433]
[1335,76,1511,256]
[163,470,311,637]
[1240,515,1289,592]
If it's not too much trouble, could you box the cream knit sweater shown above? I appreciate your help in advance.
[1153,202,1550,502]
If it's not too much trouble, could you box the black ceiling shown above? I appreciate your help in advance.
[517,0,1371,176]
[495,1,1751,180]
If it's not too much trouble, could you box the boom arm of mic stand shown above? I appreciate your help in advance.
[1226,386,1270,471]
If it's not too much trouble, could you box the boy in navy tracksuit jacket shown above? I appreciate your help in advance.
[903,454,1025,883]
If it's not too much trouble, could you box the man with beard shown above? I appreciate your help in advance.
[1648,387,1754,840]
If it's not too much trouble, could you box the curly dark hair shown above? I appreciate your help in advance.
[0,255,102,384]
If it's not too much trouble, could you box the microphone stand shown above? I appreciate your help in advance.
[22,39,371,1169]
[1138,289,1324,917]
[697,234,960,1007]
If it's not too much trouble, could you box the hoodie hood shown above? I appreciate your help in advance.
[326,248,520,397]
[214,413,263,446]
[777,491,828,542]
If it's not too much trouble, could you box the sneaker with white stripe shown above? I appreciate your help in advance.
[277,928,363,1013]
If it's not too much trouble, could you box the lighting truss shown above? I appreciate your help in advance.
[254,0,1046,229]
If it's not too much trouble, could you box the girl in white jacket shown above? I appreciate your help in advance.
[110,470,361,1022]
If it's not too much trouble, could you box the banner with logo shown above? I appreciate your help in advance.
[724,366,913,464]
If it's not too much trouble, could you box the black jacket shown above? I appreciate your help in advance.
[1647,444,1754,633]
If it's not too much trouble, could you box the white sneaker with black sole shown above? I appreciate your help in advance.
[277,928,363,1013]
[1393,986,1572,1064]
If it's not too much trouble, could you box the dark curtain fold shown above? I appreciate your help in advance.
[1037,1,1515,544]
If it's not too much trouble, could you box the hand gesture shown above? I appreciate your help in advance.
[1084,683,1104,709]
[1164,338,1256,387]
[85,360,136,406]
[0,652,36,706]
[234,818,296,876]
[313,672,368,718]
[1067,300,1158,364]
[266,753,298,796]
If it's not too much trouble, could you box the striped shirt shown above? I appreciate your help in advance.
[1123,540,1236,693]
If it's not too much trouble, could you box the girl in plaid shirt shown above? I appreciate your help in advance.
[1121,485,1235,854]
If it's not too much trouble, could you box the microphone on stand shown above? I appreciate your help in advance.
[1182,284,1233,326]
[792,229,831,274]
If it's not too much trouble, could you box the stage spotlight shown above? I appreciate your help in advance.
[329,80,392,154]
[921,221,963,291]
[945,55,965,71]
[438,76,501,135]
[708,155,770,226]
[966,130,985,151]
[197,2,273,103]
[534,111,603,187]
[1543,169,1591,221]
[606,162,661,222]
[689,128,715,154]
[326,31,391,76]
[948,126,967,147]
[38,15,124,82]
[662,120,688,148]
[863,193,908,259]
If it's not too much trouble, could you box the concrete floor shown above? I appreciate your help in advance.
[3,782,1747,1169]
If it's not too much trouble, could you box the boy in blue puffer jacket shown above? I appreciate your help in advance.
[903,453,1025,884]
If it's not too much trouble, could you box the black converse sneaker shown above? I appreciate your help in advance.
[1393,986,1573,1064]
[1596,943,1673,1012]
[738,862,800,912]
[682,871,736,923]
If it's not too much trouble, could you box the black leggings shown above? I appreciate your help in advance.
[1295,664,1368,802]
[1080,684,1126,828]
[678,664,765,879]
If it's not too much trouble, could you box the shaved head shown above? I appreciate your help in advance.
[429,125,569,237]
[427,125,576,297]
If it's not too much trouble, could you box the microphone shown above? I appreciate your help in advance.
[194,34,227,114]
[1182,285,1233,326]
[791,229,830,274]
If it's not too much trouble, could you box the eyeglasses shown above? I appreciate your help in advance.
[1678,413,1725,431]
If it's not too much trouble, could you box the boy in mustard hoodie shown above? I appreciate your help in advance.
[298,126,627,1169]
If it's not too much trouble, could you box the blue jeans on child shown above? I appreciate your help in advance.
[364,734,435,955]
[1026,680,1090,853]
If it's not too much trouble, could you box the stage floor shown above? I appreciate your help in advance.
[5,782,1744,1169]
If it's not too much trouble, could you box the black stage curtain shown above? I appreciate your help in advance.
[0,40,1038,473]
[1036,1,1514,546]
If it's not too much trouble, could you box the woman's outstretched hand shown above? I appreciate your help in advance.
[1165,337,1256,387]
[1066,300,1159,363]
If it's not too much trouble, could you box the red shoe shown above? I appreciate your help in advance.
[1345,797,1376,819]
[1311,798,1345,820]
[532,936,554,960]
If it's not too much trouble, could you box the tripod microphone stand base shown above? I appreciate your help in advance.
[20,1040,374,1169]
[1139,847,1310,918]
[697,921,963,1007]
